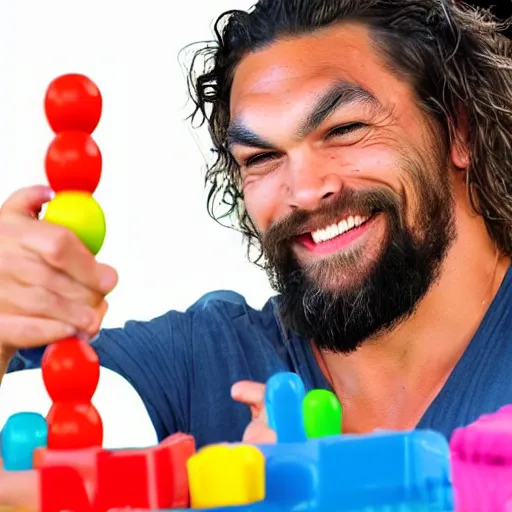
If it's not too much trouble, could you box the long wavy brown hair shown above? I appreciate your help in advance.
[185,0,512,267]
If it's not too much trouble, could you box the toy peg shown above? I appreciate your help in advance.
[265,372,307,443]
[1,412,47,471]
[302,389,342,438]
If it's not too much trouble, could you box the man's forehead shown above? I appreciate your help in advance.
[230,23,380,111]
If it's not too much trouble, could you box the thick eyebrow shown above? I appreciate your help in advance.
[227,123,275,150]
[227,81,381,150]
[299,81,380,137]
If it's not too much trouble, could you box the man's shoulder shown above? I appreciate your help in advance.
[11,290,282,373]
[186,289,272,314]
[185,290,281,327]
[97,289,282,351]
[182,290,286,355]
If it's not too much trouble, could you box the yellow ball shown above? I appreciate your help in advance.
[44,191,106,255]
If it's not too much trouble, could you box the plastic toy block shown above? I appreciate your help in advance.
[94,449,152,511]
[94,433,195,511]
[256,430,453,511]
[1,412,48,470]
[159,501,433,511]
[157,433,196,508]
[265,372,307,443]
[158,504,282,512]
[33,446,101,497]
[302,389,342,438]
[187,444,265,508]
[255,441,318,507]
[450,405,512,511]
[317,431,453,510]
[40,465,91,512]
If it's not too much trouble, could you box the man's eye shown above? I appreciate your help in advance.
[245,152,279,167]
[327,123,367,138]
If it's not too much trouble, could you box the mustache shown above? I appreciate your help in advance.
[262,187,402,252]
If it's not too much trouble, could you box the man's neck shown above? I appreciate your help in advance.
[318,216,511,433]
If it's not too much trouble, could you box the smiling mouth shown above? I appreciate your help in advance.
[309,214,371,243]
[296,212,380,255]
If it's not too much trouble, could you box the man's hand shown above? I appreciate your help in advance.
[0,186,118,366]
[0,461,39,511]
[231,381,277,443]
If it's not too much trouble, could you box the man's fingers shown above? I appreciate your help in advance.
[231,381,266,405]
[231,381,267,418]
[0,467,40,511]
[0,213,118,297]
[0,249,104,304]
[242,417,277,444]
[0,315,78,348]
[0,186,52,218]
[19,221,118,296]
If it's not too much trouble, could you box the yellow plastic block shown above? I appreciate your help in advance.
[187,444,265,508]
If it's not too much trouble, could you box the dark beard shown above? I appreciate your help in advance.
[261,176,456,354]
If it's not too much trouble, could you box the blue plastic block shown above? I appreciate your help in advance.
[316,431,453,510]
[265,372,307,443]
[1,412,48,470]
[168,501,440,511]
[166,504,281,512]
[257,440,318,506]
[256,430,453,511]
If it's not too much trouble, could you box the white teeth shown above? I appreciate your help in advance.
[311,215,369,244]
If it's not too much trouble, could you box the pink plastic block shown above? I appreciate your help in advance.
[451,405,512,511]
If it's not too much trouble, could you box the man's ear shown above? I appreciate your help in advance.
[450,108,470,170]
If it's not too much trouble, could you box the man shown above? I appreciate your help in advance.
[0,0,511,505]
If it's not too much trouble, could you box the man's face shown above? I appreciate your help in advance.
[228,23,457,352]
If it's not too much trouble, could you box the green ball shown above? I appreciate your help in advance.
[44,191,106,255]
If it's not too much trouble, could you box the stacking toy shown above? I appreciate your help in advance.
[41,73,106,451]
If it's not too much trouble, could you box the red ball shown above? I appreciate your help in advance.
[45,74,102,134]
[45,131,102,193]
[42,338,100,403]
[46,402,103,450]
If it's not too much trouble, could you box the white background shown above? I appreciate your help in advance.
[0,0,273,443]
[0,0,273,329]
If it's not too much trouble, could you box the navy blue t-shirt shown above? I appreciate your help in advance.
[10,268,512,448]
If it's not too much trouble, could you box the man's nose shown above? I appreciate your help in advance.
[286,156,344,211]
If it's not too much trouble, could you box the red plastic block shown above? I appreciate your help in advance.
[34,446,101,498]
[157,433,196,507]
[94,433,195,511]
[40,465,91,512]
